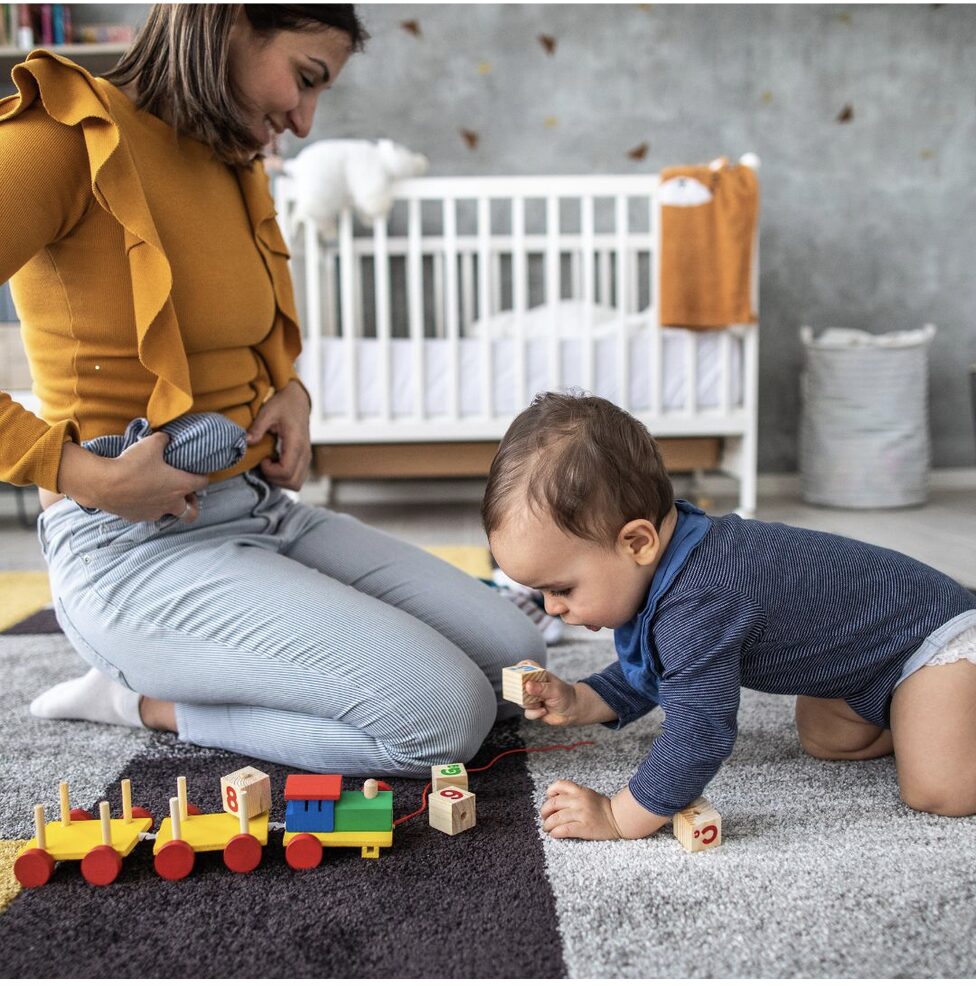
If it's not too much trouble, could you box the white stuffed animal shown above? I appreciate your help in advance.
[283,138,429,237]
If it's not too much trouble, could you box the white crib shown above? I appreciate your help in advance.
[274,172,759,514]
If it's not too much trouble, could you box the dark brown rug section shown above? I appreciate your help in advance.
[2,609,61,635]
[0,721,567,978]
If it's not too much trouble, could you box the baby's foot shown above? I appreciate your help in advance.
[29,667,143,728]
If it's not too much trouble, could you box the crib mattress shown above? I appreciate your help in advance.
[308,328,743,420]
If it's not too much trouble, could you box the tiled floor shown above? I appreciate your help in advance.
[2,484,974,588]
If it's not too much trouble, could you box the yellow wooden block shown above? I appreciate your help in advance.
[431,763,468,792]
[502,661,548,707]
[154,811,269,854]
[21,817,152,861]
[0,571,52,631]
[673,796,722,852]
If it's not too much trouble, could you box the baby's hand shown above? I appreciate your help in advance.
[540,779,622,840]
[523,673,579,725]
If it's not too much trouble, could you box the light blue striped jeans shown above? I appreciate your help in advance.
[38,471,546,777]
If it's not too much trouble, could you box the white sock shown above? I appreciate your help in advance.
[29,667,144,729]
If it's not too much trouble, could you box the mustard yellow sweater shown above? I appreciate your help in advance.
[0,52,303,491]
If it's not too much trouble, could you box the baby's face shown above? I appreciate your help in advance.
[490,509,656,632]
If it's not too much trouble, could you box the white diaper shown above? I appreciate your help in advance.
[894,611,976,689]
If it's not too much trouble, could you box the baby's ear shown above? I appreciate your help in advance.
[619,519,659,563]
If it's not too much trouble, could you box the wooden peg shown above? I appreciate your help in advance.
[501,661,548,708]
[121,779,132,823]
[238,789,250,835]
[59,781,70,827]
[428,786,476,836]
[363,779,378,799]
[34,804,47,850]
[169,796,182,841]
[431,763,468,792]
[177,776,188,820]
[673,796,722,852]
[99,801,112,846]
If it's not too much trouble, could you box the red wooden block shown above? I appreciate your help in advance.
[285,832,323,871]
[223,833,262,874]
[14,848,55,888]
[284,773,342,802]
[155,839,195,881]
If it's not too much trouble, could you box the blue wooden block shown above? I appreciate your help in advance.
[285,798,335,833]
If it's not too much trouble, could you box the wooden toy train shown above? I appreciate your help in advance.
[13,766,396,887]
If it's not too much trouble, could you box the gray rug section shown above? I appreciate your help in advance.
[0,635,152,840]
[521,639,976,979]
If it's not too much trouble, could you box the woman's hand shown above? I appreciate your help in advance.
[57,436,209,522]
[247,381,312,491]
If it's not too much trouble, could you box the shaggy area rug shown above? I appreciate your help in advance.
[1,608,974,977]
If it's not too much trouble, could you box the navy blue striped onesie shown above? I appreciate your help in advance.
[582,501,976,817]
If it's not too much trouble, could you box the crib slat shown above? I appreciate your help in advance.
[650,192,663,416]
[581,194,595,392]
[685,331,699,416]
[512,196,527,408]
[719,331,731,414]
[615,194,629,408]
[373,218,392,422]
[599,249,611,307]
[546,195,561,392]
[461,252,474,336]
[408,197,425,420]
[339,209,357,420]
[443,197,460,420]
[302,221,322,421]
[477,197,493,417]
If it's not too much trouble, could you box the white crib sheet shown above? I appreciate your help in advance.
[310,327,742,419]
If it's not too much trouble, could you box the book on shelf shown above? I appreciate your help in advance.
[3,5,133,50]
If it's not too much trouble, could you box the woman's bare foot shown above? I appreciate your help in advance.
[139,696,178,732]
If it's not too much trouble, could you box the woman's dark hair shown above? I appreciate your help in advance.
[104,4,367,166]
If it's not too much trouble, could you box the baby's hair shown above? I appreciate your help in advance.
[482,391,674,545]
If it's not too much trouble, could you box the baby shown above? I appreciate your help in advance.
[482,392,976,841]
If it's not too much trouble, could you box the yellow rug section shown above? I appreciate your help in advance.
[0,571,51,631]
[0,841,27,913]
[424,545,493,581]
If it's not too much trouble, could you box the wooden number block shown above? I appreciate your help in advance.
[431,763,468,793]
[673,796,722,852]
[221,766,272,819]
[428,786,476,836]
[501,661,548,708]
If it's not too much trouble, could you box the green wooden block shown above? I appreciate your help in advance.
[334,790,393,832]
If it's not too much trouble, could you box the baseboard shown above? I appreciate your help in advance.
[320,468,976,506]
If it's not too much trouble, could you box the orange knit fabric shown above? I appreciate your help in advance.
[659,160,759,330]
[0,52,303,491]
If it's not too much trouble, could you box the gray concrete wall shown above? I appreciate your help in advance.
[300,3,976,472]
[7,3,976,471]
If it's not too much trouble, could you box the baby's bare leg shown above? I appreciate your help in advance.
[794,695,894,760]
[890,661,976,816]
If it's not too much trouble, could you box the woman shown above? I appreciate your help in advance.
[1,4,545,775]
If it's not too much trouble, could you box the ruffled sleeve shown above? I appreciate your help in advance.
[1,51,195,425]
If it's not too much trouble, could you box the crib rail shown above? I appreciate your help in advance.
[274,172,758,510]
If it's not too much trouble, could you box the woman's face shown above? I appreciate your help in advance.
[228,16,353,153]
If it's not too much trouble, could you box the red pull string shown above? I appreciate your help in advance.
[392,741,593,827]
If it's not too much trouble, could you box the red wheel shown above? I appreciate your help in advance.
[186,802,203,816]
[154,839,195,881]
[81,844,122,886]
[223,833,262,874]
[70,807,93,821]
[285,833,323,871]
[130,806,154,826]
[14,848,55,888]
